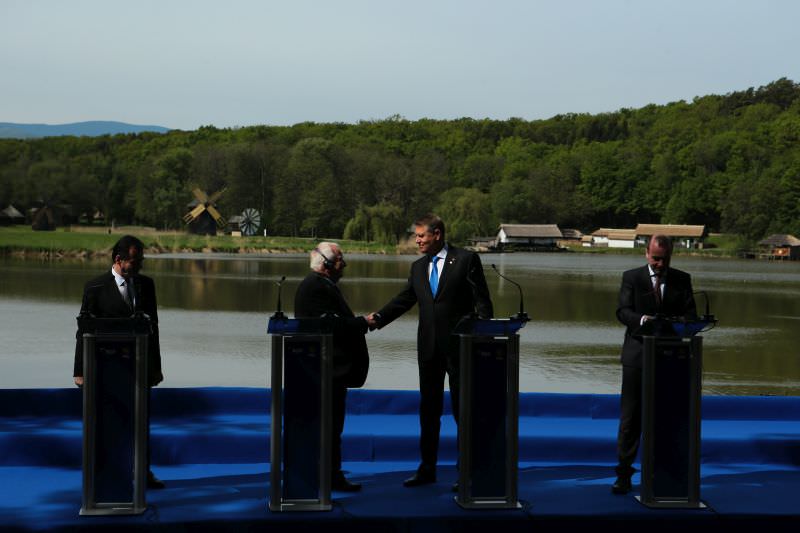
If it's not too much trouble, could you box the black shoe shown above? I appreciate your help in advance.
[611,476,631,495]
[331,474,362,492]
[147,470,166,489]
[452,481,459,493]
[403,469,436,487]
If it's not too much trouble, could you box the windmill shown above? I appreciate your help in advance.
[239,208,261,236]
[183,188,226,235]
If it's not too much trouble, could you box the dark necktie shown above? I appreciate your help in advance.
[122,280,134,311]
[429,256,439,297]
[653,275,662,306]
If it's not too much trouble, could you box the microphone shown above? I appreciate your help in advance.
[491,264,528,320]
[693,291,715,322]
[272,276,287,319]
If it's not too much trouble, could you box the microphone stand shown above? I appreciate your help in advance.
[272,276,287,319]
[491,264,529,321]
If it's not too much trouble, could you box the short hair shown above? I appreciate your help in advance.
[310,241,339,271]
[112,235,144,262]
[648,234,673,253]
[414,214,445,238]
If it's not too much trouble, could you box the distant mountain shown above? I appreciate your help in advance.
[0,121,171,139]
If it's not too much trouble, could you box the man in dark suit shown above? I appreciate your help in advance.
[294,242,370,492]
[612,234,697,494]
[368,214,493,488]
[73,234,165,489]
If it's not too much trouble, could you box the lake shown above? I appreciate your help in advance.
[1,251,798,395]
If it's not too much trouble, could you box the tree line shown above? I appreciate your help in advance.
[1,78,799,245]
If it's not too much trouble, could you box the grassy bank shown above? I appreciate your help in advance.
[0,226,746,258]
[0,226,401,257]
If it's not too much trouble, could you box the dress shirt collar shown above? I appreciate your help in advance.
[432,244,448,262]
[111,267,126,288]
[648,265,666,286]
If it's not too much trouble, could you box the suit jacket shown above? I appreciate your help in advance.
[376,245,493,361]
[616,264,697,368]
[294,272,370,388]
[74,270,163,386]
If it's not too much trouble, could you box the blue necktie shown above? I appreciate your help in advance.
[429,256,439,297]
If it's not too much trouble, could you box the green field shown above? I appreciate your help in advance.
[0,226,400,256]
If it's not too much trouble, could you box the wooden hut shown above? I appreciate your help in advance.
[758,234,800,260]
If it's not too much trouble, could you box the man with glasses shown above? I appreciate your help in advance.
[294,242,370,492]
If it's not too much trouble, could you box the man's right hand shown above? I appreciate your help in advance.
[74,376,84,387]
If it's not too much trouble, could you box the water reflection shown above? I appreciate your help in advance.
[1,252,798,395]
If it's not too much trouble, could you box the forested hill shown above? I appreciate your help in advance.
[0,121,170,139]
[1,78,798,244]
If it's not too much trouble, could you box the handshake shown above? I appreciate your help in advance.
[364,312,381,331]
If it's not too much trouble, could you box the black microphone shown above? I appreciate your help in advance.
[273,276,287,319]
[491,264,528,320]
[694,290,715,322]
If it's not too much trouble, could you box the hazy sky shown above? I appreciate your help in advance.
[2,0,798,130]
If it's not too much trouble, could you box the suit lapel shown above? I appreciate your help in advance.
[639,266,659,311]
[330,283,354,317]
[415,256,435,301]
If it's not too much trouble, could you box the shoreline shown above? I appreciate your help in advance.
[0,244,746,261]
[0,226,749,260]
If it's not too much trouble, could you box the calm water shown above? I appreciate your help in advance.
[1,252,799,395]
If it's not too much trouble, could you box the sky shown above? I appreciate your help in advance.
[1,0,799,131]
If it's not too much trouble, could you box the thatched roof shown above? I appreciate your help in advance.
[592,227,632,237]
[1,205,24,219]
[498,224,562,238]
[560,228,584,239]
[607,229,637,240]
[635,224,706,238]
[759,234,800,247]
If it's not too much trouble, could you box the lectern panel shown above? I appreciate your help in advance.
[469,340,507,498]
[456,317,525,510]
[653,342,691,498]
[79,316,149,516]
[639,335,703,508]
[283,339,322,500]
[93,339,136,503]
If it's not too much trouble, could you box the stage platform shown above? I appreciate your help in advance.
[1,388,798,531]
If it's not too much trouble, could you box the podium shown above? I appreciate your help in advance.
[78,315,150,516]
[268,315,333,512]
[454,316,528,509]
[636,318,713,509]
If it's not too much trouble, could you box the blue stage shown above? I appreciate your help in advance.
[1,388,798,531]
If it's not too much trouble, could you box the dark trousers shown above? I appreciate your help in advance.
[331,382,347,475]
[616,364,642,478]
[417,351,460,471]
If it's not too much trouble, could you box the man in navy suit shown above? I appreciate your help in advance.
[369,214,493,487]
[73,235,165,488]
[294,242,370,492]
[612,234,697,494]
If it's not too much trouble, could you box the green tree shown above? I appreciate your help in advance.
[435,187,495,243]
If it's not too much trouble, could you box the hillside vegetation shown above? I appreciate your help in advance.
[2,78,798,246]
